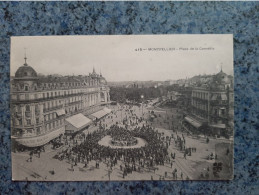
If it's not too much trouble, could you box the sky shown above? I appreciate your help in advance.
[10,35,233,82]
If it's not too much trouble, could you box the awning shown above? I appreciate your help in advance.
[210,124,226,129]
[14,127,65,147]
[56,109,66,116]
[228,121,234,127]
[65,113,91,129]
[91,109,107,119]
[184,117,202,128]
[88,115,97,120]
[211,94,217,100]
[221,94,228,101]
[103,107,112,114]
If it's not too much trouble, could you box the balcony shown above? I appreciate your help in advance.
[35,110,40,116]
[25,111,31,118]
[210,100,228,106]
[43,105,63,113]
[15,112,22,118]
[65,100,83,106]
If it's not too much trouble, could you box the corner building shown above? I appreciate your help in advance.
[183,70,234,136]
[11,59,110,148]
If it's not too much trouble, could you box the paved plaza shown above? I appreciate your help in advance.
[12,103,233,181]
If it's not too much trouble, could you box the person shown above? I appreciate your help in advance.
[84,162,88,168]
[29,151,33,162]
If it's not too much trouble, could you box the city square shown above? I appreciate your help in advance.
[12,101,233,181]
[10,35,234,181]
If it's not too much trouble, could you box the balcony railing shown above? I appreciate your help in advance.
[25,111,31,118]
[43,105,63,113]
[210,100,228,106]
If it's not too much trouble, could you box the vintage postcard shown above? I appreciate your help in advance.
[10,35,234,181]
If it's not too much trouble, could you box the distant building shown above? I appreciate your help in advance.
[183,69,234,136]
[164,80,175,86]
[167,91,181,101]
[11,57,110,148]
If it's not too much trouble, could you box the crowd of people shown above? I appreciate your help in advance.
[56,123,170,178]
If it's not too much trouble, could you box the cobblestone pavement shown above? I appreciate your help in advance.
[12,103,233,181]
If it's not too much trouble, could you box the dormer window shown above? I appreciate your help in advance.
[24,72,28,76]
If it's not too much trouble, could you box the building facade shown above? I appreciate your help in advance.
[183,69,234,137]
[11,58,110,147]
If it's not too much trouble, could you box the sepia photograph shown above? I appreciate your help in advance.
[10,35,234,181]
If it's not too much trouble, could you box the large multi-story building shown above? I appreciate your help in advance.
[11,57,110,148]
[183,69,234,137]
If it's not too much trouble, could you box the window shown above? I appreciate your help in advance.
[37,127,40,134]
[26,105,30,112]
[34,94,38,99]
[25,86,29,91]
[25,94,29,100]
[26,119,31,125]
[35,105,39,112]
[36,118,40,124]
